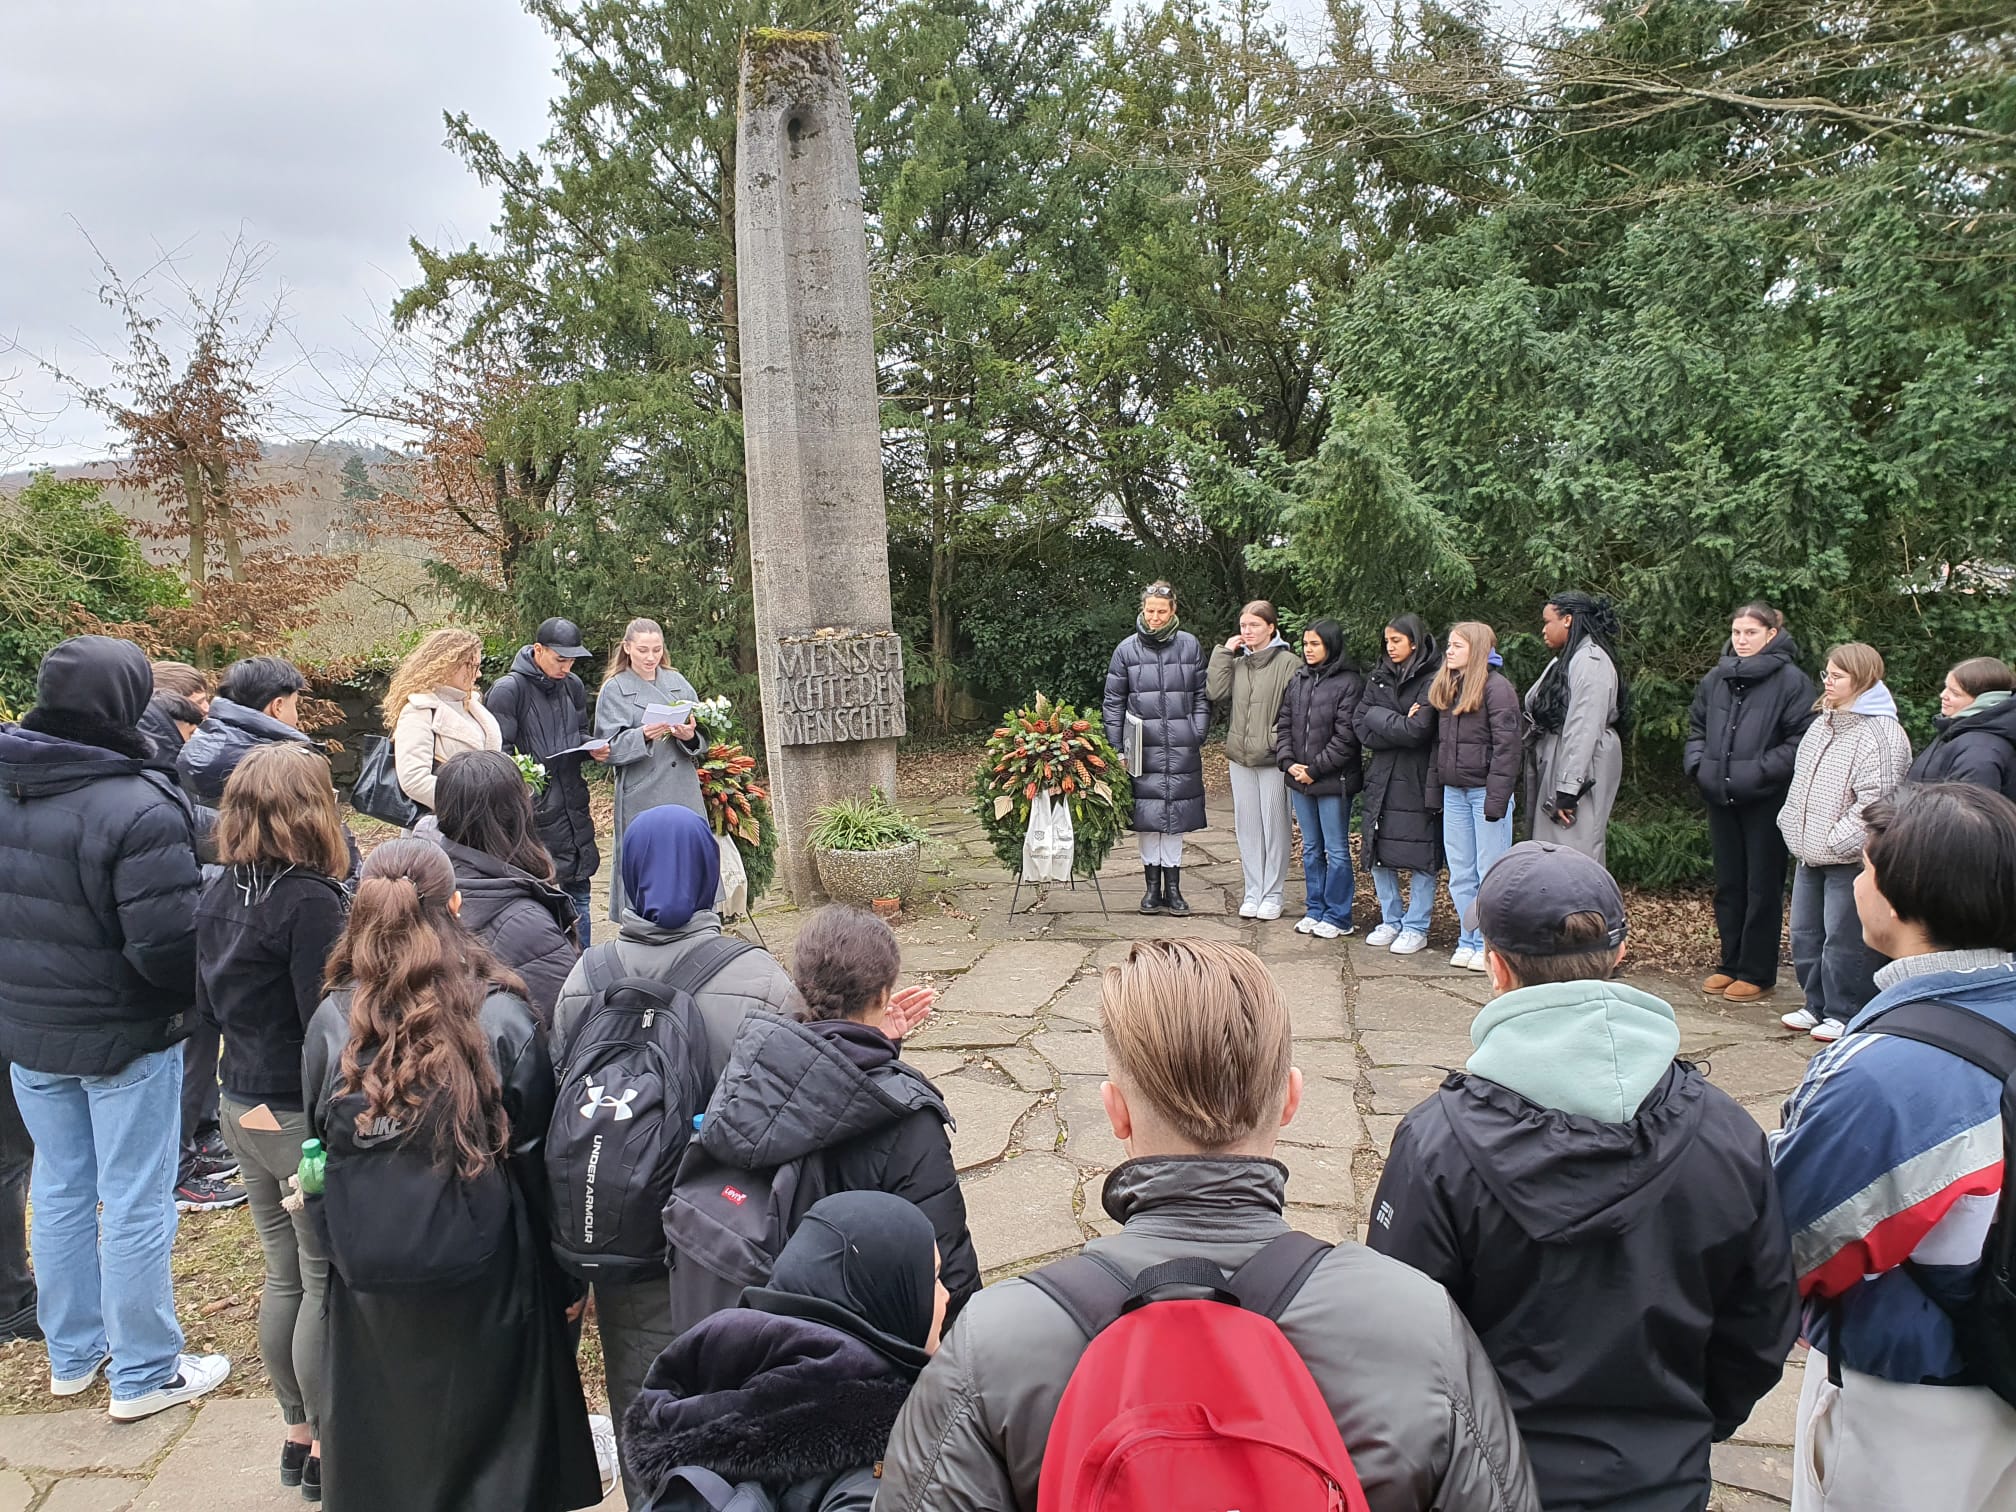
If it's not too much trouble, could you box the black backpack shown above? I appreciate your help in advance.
[1860,998,2016,1407]
[545,934,755,1282]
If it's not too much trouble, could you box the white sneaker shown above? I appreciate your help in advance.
[589,1412,619,1496]
[1311,921,1341,940]
[1780,1007,1820,1032]
[51,1353,111,1398]
[1811,1018,1847,1043]
[107,1353,230,1422]
[1238,900,1259,919]
[1295,916,1320,935]
[1256,900,1283,921]
[1391,930,1429,956]
[1364,923,1400,948]
[1449,947,1475,970]
[1467,950,1490,972]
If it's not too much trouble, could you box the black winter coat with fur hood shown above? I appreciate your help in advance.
[626,1306,912,1511]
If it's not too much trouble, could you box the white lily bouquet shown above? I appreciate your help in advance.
[690,695,734,739]
[512,751,549,795]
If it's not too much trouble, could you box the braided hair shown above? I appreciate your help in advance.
[1530,592,1629,734]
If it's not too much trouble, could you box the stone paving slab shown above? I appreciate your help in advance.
[907,1012,1032,1050]
[0,1471,29,1512]
[45,1478,147,1512]
[935,942,1089,1019]
[944,1078,1042,1171]
[962,1157,1087,1271]
[0,1406,191,1473]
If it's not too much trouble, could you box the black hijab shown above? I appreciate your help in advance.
[1303,618,1357,678]
[743,1191,937,1376]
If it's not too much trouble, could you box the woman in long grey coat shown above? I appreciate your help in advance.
[1523,591,1625,864]
[1103,582,1209,918]
[595,616,707,920]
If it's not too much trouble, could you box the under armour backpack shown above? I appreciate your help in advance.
[1864,999,2016,1407]
[545,934,755,1282]
[1027,1233,1371,1512]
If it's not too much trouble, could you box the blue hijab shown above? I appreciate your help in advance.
[620,805,720,930]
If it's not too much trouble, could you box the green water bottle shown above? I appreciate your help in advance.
[297,1138,327,1197]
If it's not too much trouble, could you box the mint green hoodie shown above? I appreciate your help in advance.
[1466,979,1682,1122]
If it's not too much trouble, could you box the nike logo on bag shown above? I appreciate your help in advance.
[579,1085,639,1121]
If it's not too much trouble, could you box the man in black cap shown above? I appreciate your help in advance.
[488,617,609,942]
[1366,841,1798,1512]
[0,636,231,1417]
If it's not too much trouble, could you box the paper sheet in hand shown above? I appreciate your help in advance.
[1123,713,1145,778]
[548,737,612,758]
[644,702,696,726]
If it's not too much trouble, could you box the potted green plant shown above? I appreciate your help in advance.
[807,789,927,906]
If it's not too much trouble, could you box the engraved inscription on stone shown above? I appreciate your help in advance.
[774,631,907,745]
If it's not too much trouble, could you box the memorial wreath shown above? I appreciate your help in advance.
[699,740,778,902]
[971,694,1132,878]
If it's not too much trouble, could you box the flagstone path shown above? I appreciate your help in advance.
[0,797,1810,1510]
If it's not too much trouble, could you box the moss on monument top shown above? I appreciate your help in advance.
[744,27,839,105]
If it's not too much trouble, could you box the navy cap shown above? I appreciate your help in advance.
[536,617,592,659]
[1466,841,1628,956]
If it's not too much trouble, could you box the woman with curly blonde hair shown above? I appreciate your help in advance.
[385,628,502,813]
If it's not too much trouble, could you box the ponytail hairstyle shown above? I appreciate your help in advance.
[605,617,665,682]
[324,838,523,1179]
[1429,622,1498,716]
[792,905,902,1023]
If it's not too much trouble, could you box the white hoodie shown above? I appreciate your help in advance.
[1777,680,1913,866]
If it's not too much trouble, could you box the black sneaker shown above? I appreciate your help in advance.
[175,1173,248,1212]
[302,1455,321,1503]
[191,1129,240,1179]
[281,1441,311,1488]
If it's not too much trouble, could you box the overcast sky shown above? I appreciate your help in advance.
[1,0,1516,465]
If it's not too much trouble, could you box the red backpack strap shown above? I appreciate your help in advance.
[1027,1233,1332,1337]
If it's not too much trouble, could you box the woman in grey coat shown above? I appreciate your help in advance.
[1102,582,1209,917]
[594,617,707,921]
[1523,592,1625,864]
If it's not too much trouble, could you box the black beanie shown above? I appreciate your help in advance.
[36,637,153,730]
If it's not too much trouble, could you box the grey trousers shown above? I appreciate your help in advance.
[1229,761,1291,909]
[220,1096,327,1433]
[1790,862,1887,1023]
[595,1277,680,1503]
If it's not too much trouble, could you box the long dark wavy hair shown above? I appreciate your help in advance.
[1531,592,1631,735]
[323,838,524,1179]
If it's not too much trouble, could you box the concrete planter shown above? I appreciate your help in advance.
[814,841,921,906]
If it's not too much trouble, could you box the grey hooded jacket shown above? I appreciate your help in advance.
[548,907,803,1072]
[874,1157,1539,1512]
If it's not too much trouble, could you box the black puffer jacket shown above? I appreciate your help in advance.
[178,697,317,804]
[1103,629,1209,835]
[1684,634,1816,808]
[439,839,579,1027]
[1273,657,1364,800]
[196,864,348,1108]
[1354,641,1443,873]
[0,713,202,1076]
[1369,1062,1797,1512]
[1426,670,1523,821]
[692,1013,978,1321]
[1906,695,2016,800]
[487,649,602,887]
[626,1307,909,1512]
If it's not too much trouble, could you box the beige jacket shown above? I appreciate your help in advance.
[393,686,503,810]
[1776,683,1913,867]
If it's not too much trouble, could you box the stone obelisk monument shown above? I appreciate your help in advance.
[735,30,905,905]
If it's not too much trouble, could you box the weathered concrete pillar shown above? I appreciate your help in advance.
[736,29,905,905]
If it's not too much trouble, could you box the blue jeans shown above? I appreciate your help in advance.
[1372,866,1434,934]
[13,1047,185,1397]
[1444,789,1516,952]
[1791,862,1886,1022]
[1290,791,1354,928]
[564,880,593,948]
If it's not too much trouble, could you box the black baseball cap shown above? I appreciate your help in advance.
[535,617,593,659]
[1465,841,1628,956]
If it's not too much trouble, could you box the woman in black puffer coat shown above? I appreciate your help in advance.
[1273,620,1363,938]
[628,1192,945,1512]
[1354,614,1443,955]
[1103,581,1209,917]
[433,751,581,1026]
[1683,602,1815,1001]
[1905,655,2016,800]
